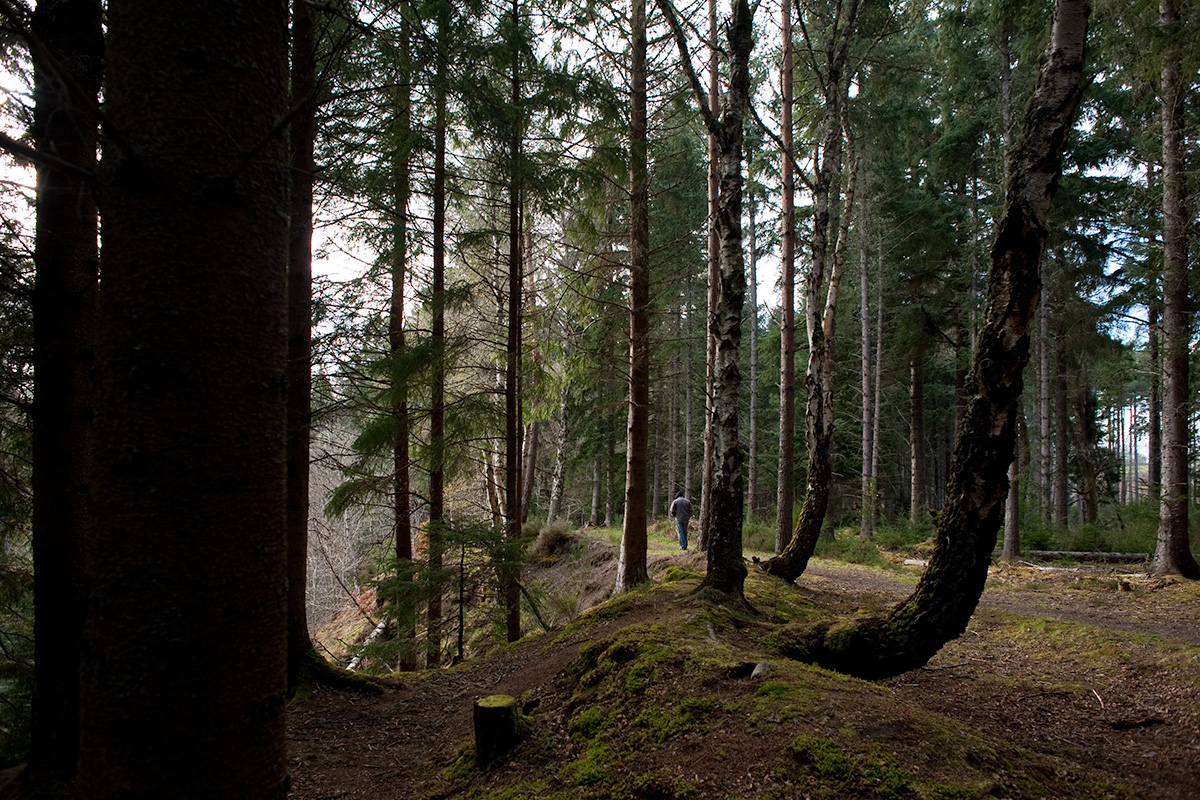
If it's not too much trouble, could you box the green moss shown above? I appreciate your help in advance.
[790,734,854,780]
[633,696,720,743]
[569,705,612,741]
[562,739,615,786]
[663,565,702,583]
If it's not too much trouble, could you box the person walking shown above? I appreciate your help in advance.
[668,491,693,550]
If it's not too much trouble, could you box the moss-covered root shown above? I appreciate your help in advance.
[292,646,386,698]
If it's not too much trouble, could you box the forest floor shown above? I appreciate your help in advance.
[287,528,1200,799]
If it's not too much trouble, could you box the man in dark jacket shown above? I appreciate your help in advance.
[668,492,693,550]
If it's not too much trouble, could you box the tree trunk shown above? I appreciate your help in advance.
[697,0,719,552]
[590,455,602,526]
[1153,0,1199,578]
[657,0,753,596]
[1053,343,1070,526]
[788,0,1089,679]
[547,386,569,521]
[777,0,796,554]
[521,421,539,522]
[387,17,418,673]
[909,347,927,523]
[28,0,102,782]
[81,2,291,795]
[1039,298,1052,523]
[763,1,862,584]
[617,0,650,592]
[428,34,448,666]
[1002,425,1021,561]
[747,191,759,518]
[859,223,873,540]
[1147,275,1161,497]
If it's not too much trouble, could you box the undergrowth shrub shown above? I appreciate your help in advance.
[813,528,883,567]
[872,518,934,551]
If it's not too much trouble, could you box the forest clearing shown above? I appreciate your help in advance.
[288,528,1200,800]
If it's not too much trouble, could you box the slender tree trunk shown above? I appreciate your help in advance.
[590,455,602,526]
[502,0,524,641]
[1053,344,1070,526]
[910,346,927,522]
[617,0,650,591]
[387,18,418,673]
[1003,432,1021,561]
[697,0,719,551]
[82,2,291,794]
[547,386,569,521]
[427,36,448,665]
[684,278,694,496]
[860,229,873,540]
[28,0,102,782]
[1147,304,1161,494]
[747,192,759,519]
[1039,298,1052,523]
[787,0,1089,678]
[1154,0,1199,577]
[521,421,539,522]
[763,1,862,584]
[604,418,616,527]
[777,0,796,554]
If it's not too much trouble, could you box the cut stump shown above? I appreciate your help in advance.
[473,694,518,768]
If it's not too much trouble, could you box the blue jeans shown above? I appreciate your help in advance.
[676,518,689,550]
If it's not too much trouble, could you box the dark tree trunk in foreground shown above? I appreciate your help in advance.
[1153,0,1199,578]
[28,0,102,783]
[80,2,290,796]
[287,0,317,691]
[616,0,650,592]
[783,0,1089,679]
[659,0,753,598]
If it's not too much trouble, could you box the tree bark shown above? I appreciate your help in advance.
[547,386,569,521]
[909,346,927,523]
[387,15,418,673]
[1153,0,1199,578]
[785,0,1089,678]
[777,0,796,554]
[81,2,291,795]
[504,0,524,641]
[763,0,862,584]
[657,0,753,596]
[28,0,102,782]
[747,191,759,518]
[428,27,449,665]
[617,0,650,592]
[697,0,719,552]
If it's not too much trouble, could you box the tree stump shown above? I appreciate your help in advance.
[473,694,518,768]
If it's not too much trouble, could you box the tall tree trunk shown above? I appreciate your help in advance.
[1002,429,1021,561]
[590,455,602,526]
[658,0,753,596]
[1039,298,1052,523]
[503,0,524,641]
[617,0,650,591]
[789,0,1089,678]
[1153,0,1199,577]
[388,18,417,673]
[777,0,796,554]
[28,0,102,782]
[81,2,291,794]
[427,34,448,666]
[859,228,873,540]
[1147,304,1161,494]
[763,1,862,584]
[747,192,759,518]
[521,421,539,522]
[1053,344,1070,526]
[697,0,719,551]
[909,346,927,522]
[547,386,569,521]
